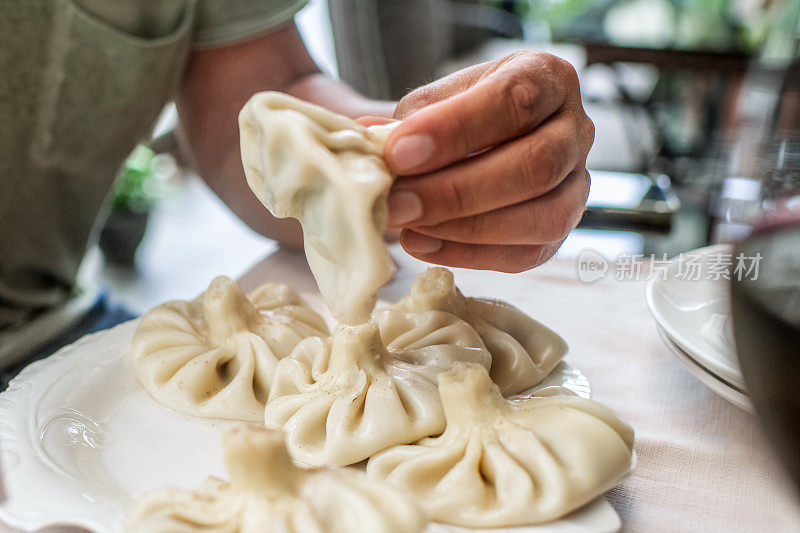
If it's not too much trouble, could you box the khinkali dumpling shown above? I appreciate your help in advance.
[132,276,328,421]
[265,319,490,466]
[366,363,634,527]
[391,267,566,395]
[239,91,396,325]
[126,426,426,533]
[372,308,492,370]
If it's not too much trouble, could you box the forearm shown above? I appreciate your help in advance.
[212,146,306,247]
[178,77,393,246]
[176,22,395,247]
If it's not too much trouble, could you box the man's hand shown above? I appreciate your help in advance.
[382,50,594,273]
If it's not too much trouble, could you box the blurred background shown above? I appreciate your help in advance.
[95,0,800,313]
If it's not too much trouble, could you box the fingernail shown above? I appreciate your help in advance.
[388,191,423,227]
[402,231,442,254]
[390,134,435,172]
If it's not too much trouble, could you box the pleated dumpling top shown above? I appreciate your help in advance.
[367,363,634,527]
[265,319,490,466]
[132,276,328,421]
[393,268,567,395]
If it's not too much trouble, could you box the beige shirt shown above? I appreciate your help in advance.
[0,0,306,361]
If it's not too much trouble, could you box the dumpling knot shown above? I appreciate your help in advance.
[202,276,261,344]
[405,268,466,314]
[224,427,300,497]
[328,322,387,372]
[436,362,505,424]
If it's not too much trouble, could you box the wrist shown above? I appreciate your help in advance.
[286,73,396,119]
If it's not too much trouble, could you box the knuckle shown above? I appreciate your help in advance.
[584,115,596,146]
[440,178,471,217]
[540,202,575,243]
[562,202,582,238]
[496,70,539,130]
[539,142,562,186]
[539,52,578,86]
[540,52,563,73]
[581,169,592,204]
[516,147,538,195]
[503,246,544,273]
[396,88,436,118]
[540,217,563,244]
[504,49,551,71]
[559,58,580,86]
[503,51,578,102]
[498,49,536,69]
[466,213,490,240]
[520,140,561,193]
[522,245,547,269]
[542,54,577,102]
[555,212,577,241]
[533,52,565,84]
[451,109,480,159]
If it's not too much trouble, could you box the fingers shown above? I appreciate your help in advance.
[409,168,590,245]
[385,52,576,175]
[393,60,499,119]
[387,113,592,228]
[400,231,563,273]
[355,116,397,127]
[384,49,592,273]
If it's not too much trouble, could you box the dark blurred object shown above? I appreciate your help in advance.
[99,210,149,267]
[329,0,522,100]
[566,1,798,181]
[554,0,780,54]
[584,46,750,174]
[762,136,800,202]
[585,44,749,71]
[329,0,446,100]
[99,145,159,267]
[731,213,800,491]
[578,170,679,233]
[708,57,800,243]
[726,39,800,487]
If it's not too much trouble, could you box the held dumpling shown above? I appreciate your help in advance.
[392,267,567,395]
[131,276,328,421]
[125,426,427,533]
[366,363,635,528]
[265,319,490,466]
[239,91,396,325]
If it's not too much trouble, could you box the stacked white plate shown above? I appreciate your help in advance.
[646,244,752,412]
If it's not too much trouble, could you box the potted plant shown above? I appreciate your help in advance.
[99,145,159,267]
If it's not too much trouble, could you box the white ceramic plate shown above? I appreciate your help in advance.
[656,326,752,412]
[0,319,623,533]
[646,244,745,391]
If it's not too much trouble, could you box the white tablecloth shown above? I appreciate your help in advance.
[3,244,799,532]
